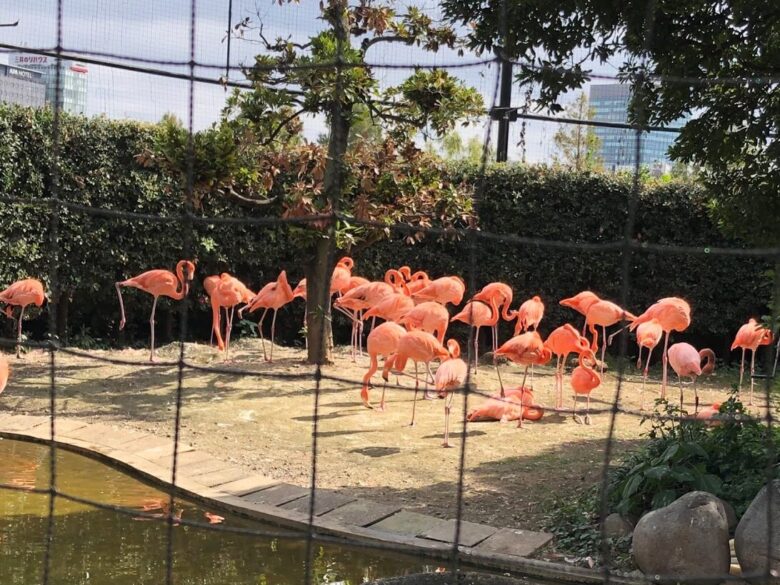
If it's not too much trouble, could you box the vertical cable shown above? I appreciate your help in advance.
[165,0,197,583]
[41,0,64,582]
[225,0,233,80]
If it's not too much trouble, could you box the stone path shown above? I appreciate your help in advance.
[0,414,626,584]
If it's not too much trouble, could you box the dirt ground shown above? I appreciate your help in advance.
[1,338,768,534]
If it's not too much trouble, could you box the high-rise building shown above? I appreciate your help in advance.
[0,63,46,108]
[9,53,88,115]
[589,84,680,172]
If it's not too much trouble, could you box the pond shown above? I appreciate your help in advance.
[0,438,436,585]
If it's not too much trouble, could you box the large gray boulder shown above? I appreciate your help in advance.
[735,480,780,582]
[633,491,730,582]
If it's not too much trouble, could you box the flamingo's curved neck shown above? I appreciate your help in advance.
[173,263,189,300]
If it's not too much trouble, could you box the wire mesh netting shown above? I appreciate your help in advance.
[0,1,779,584]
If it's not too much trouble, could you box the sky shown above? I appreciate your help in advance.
[0,0,626,163]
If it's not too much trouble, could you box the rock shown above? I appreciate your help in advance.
[720,498,738,532]
[735,480,780,582]
[603,512,634,539]
[633,491,730,582]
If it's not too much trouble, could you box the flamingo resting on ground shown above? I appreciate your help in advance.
[0,278,47,358]
[668,342,715,413]
[382,330,450,426]
[634,319,664,409]
[361,321,406,410]
[560,291,601,336]
[629,297,691,399]
[571,350,601,425]
[434,339,468,447]
[241,270,294,362]
[466,387,543,425]
[544,324,591,410]
[731,318,774,406]
[115,261,196,362]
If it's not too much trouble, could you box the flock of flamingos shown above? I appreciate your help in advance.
[0,258,777,447]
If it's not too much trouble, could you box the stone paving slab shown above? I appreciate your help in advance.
[474,527,553,558]
[190,467,249,488]
[0,414,50,431]
[320,499,401,527]
[241,483,309,507]
[420,519,498,547]
[215,475,278,497]
[148,449,214,470]
[33,419,88,436]
[64,423,147,449]
[280,489,356,516]
[176,455,235,475]
[370,510,451,538]
[115,434,171,454]
[134,441,194,461]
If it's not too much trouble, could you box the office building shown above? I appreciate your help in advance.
[0,63,46,108]
[9,53,88,115]
[589,84,681,172]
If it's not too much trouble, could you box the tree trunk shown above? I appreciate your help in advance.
[304,0,352,365]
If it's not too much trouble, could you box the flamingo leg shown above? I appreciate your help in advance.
[517,387,525,429]
[474,326,480,373]
[642,345,654,411]
[149,296,159,362]
[257,308,269,361]
[678,374,684,412]
[443,390,455,448]
[225,306,235,362]
[573,393,579,423]
[424,362,436,400]
[16,306,25,359]
[379,357,390,411]
[409,362,419,427]
[520,365,530,391]
[600,325,607,376]
[661,332,670,399]
[358,310,365,357]
[115,283,127,330]
[738,347,746,392]
[555,354,563,410]
[585,393,592,425]
[749,349,756,407]
[270,309,278,362]
[693,378,699,414]
[636,346,643,371]
[495,355,505,397]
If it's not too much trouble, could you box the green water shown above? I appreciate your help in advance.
[0,438,433,584]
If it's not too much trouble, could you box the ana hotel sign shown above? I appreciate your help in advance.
[7,66,40,81]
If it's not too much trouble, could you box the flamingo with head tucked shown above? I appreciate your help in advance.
[571,350,601,425]
[633,319,664,409]
[115,261,196,362]
[435,339,468,447]
[241,270,294,362]
[544,324,591,410]
[585,300,636,375]
[412,276,465,307]
[471,282,514,353]
[668,342,716,413]
[0,278,47,358]
[450,295,498,372]
[731,318,774,406]
[397,301,450,344]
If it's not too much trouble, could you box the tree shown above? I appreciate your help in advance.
[441,0,780,249]
[552,93,601,171]
[436,131,494,163]
[149,1,484,364]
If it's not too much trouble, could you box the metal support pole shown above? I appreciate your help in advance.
[496,51,513,162]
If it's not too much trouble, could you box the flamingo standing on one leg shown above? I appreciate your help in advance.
[434,339,468,447]
[544,324,591,410]
[450,295,498,372]
[241,270,294,362]
[731,318,774,406]
[0,278,47,358]
[571,350,601,425]
[667,342,716,413]
[633,319,663,409]
[361,321,406,410]
[382,330,450,426]
[471,282,514,353]
[629,297,691,400]
[585,300,636,375]
[115,261,196,362]
[560,291,601,336]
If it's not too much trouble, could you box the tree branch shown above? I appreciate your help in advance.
[361,35,414,51]
[220,186,277,207]
[260,107,307,146]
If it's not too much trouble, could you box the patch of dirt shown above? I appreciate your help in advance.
[0,339,752,532]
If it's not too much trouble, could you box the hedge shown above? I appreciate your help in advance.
[0,105,771,360]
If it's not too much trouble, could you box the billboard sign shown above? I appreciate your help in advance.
[10,54,52,67]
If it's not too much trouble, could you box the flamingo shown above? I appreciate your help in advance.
[209,273,254,361]
[0,354,8,394]
[633,319,663,409]
[511,295,545,335]
[696,402,721,425]
[241,270,294,362]
[361,321,406,410]
[494,332,552,427]
[544,324,591,410]
[115,261,196,362]
[434,339,468,447]
[560,291,601,336]
[405,271,431,296]
[382,330,450,426]
[585,300,636,375]
[0,278,47,358]
[397,301,450,344]
[571,350,601,425]
[203,275,222,347]
[362,288,414,324]
[450,295,498,371]
[412,276,465,307]
[629,297,691,399]
[731,318,774,406]
[471,282,514,353]
[466,389,543,424]
[667,342,716,413]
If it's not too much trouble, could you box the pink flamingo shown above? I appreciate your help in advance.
[466,388,543,424]
[629,297,691,399]
[585,300,636,375]
[361,321,406,410]
[382,330,450,426]
[362,288,414,324]
[494,332,552,427]
[544,324,591,410]
[511,295,545,335]
[435,339,468,447]
[0,355,8,394]
[398,301,450,344]
[0,278,47,358]
[471,282,514,353]
[667,342,716,413]
[560,291,601,336]
[633,319,663,409]
[571,350,601,425]
[209,273,254,361]
[450,295,499,371]
[115,261,196,362]
[731,318,774,406]
[412,276,465,307]
[241,270,294,362]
